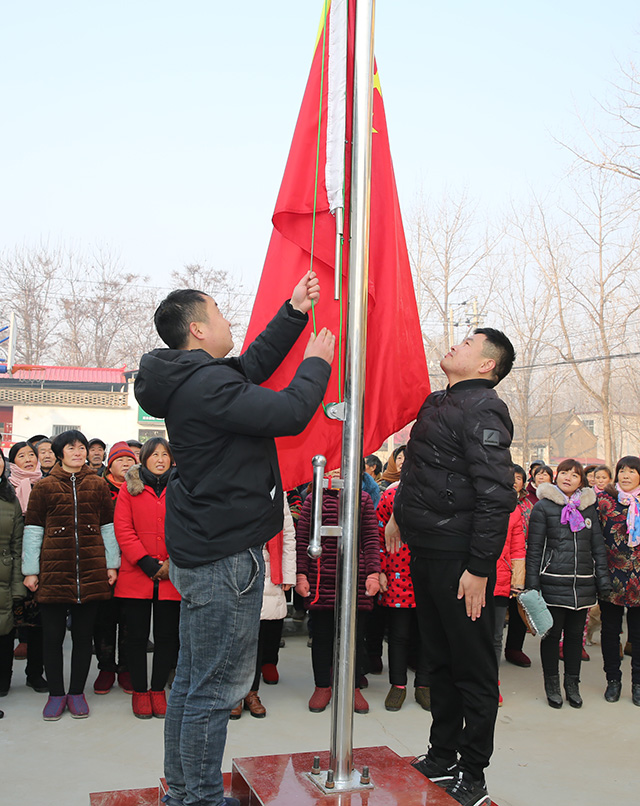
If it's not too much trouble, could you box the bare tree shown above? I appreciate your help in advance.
[562,60,640,184]
[408,189,502,369]
[170,263,253,354]
[495,228,559,465]
[57,246,156,368]
[515,171,640,466]
[0,243,63,364]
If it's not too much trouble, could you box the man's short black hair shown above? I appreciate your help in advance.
[154,289,209,350]
[51,429,89,462]
[474,328,516,383]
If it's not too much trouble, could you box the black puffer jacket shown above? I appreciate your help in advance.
[135,301,331,568]
[526,483,611,609]
[394,379,516,576]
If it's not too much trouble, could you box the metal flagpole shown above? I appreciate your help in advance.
[329,0,376,786]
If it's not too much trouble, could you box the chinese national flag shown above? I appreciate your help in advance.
[243,0,430,490]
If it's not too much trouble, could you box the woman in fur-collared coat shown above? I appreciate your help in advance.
[113,438,180,720]
[526,459,611,710]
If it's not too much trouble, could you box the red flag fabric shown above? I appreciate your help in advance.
[243,1,430,490]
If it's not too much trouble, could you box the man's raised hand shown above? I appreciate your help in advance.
[304,328,335,365]
[291,270,320,313]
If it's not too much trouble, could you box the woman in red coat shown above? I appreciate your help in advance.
[114,438,180,719]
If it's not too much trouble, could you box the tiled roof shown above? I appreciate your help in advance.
[6,365,127,384]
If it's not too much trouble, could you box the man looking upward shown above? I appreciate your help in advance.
[391,329,516,806]
[135,271,334,806]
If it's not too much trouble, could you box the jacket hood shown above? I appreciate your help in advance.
[134,348,227,419]
[537,482,596,509]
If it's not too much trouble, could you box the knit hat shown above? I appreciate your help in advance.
[107,441,137,467]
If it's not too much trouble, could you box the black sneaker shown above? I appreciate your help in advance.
[445,769,491,806]
[411,753,458,787]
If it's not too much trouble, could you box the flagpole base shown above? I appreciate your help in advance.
[306,767,373,794]
[228,746,485,804]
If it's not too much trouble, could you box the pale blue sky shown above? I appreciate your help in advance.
[2,1,639,291]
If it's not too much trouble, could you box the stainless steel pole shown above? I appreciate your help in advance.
[329,0,376,785]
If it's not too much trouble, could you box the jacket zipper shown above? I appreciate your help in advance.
[572,531,578,609]
[71,474,81,604]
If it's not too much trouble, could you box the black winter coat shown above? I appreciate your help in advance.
[134,301,331,568]
[526,483,612,610]
[394,379,516,576]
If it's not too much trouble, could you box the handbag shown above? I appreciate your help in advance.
[517,589,553,639]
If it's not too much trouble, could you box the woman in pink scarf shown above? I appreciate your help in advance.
[8,442,41,514]
[7,441,47,692]
[597,455,640,706]
[593,465,613,495]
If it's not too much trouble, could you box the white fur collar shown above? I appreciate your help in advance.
[536,482,596,509]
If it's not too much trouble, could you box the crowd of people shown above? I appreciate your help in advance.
[1,434,638,725]
[1,272,639,806]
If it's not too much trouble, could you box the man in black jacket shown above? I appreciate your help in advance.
[392,328,516,806]
[135,271,333,806]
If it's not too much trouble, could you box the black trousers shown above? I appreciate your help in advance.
[40,602,99,696]
[541,606,587,678]
[311,609,368,688]
[120,597,180,693]
[0,626,44,685]
[0,629,16,686]
[251,618,284,691]
[504,596,527,652]
[410,555,498,780]
[94,597,128,672]
[365,600,387,660]
[386,607,430,687]
[493,596,510,668]
[600,600,640,685]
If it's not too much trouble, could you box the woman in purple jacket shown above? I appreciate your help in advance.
[295,480,380,715]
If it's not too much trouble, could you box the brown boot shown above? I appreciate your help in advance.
[244,690,266,718]
[229,702,243,720]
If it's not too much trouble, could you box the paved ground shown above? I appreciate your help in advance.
[0,626,634,805]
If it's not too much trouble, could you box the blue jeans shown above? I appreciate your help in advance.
[165,548,264,806]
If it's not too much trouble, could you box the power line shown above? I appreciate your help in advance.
[513,350,640,371]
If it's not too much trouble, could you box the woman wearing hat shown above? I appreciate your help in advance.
[92,441,137,695]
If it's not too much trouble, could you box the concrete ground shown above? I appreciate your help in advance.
[0,625,634,805]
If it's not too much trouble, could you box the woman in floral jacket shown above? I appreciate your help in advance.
[597,455,640,706]
[376,485,430,712]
